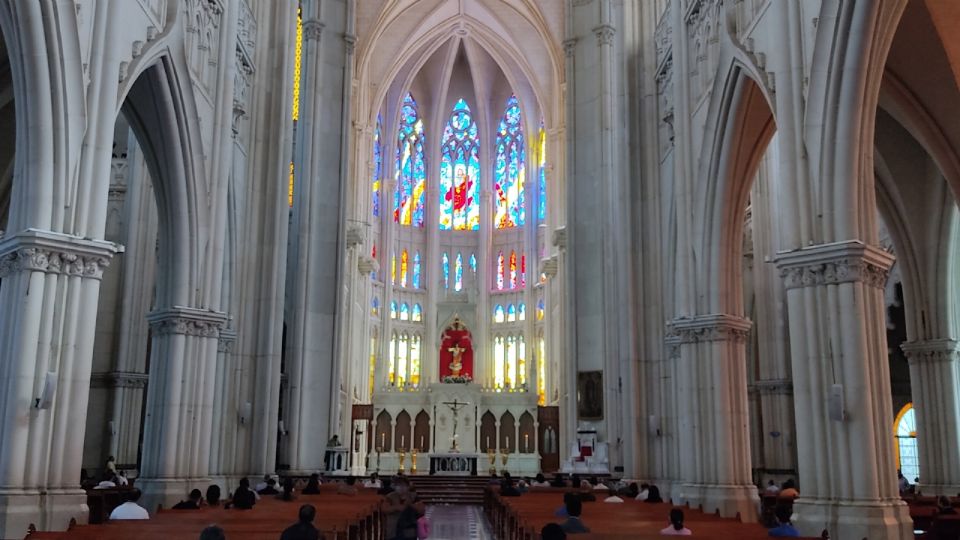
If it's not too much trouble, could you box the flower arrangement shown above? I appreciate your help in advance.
[442,374,473,384]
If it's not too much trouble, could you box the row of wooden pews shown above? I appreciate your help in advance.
[25,485,384,540]
[904,495,960,539]
[484,487,823,540]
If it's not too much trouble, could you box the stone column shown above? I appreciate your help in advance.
[774,241,912,539]
[901,339,960,495]
[0,230,116,537]
[137,306,228,510]
[667,314,759,520]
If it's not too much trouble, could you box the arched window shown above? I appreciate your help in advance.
[372,112,382,217]
[536,299,545,321]
[505,336,516,387]
[442,253,450,289]
[497,251,505,290]
[395,93,426,227]
[469,253,477,273]
[396,333,409,386]
[412,251,421,289]
[494,336,505,389]
[520,254,526,287]
[518,303,526,321]
[400,249,409,287]
[494,305,505,323]
[455,253,464,292]
[537,332,546,405]
[494,95,525,228]
[517,336,526,387]
[538,120,547,221]
[390,301,397,319]
[400,303,409,321]
[371,297,380,317]
[391,253,397,285]
[507,304,516,322]
[369,330,378,396]
[412,304,422,322]
[410,335,421,386]
[509,251,518,289]
[895,403,919,483]
[439,99,480,230]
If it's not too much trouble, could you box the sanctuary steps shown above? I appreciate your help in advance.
[409,475,489,505]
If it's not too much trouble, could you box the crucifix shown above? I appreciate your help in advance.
[443,398,469,451]
[447,342,466,377]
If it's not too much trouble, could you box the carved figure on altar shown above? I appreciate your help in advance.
[440,316,474,382]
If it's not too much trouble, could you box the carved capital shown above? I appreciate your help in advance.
[346,223,365,248]
[774,241,894,290]
[147,306,228,338]
[358,254,379,275]
[593,24,615,47]
[901,339,960,363]
[666,314,752,345]
[563,38,577,58]
[218,328,237,353]
[0,229,118,280]
[541,256,558,278]
[552,226,567,249]
[343,33,356,55]
[302,19,324,42]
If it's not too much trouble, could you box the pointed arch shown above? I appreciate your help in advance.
[439,99,480,230]
[395,93,426,227]
[494,94,525,228]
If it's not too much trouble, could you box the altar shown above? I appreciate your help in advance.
[429,453,479,476]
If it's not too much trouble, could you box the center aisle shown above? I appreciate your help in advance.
[424,505,495,540]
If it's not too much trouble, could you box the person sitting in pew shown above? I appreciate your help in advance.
[109,488,149,520]
[576,480,597,502]
[939,495,958,515]
[200,525,226,540]
[280,504,324,540]
[259,477,280,495]
[779,479,799,498]
[550,474,568,488]
[278,478,297,501]
[619,482,640,499]
[555,492,577,517]
[559,497,590,534]
[377,477,394,495]
[768,506,800,537]
[302,473,322,494]
[172,489,203,509]
[500,477,521,497]
[660,508,692,536]
[589,476,608,491]
[229,477,257,509]
[531,473,551,488]
[337,476,358,496]
[363,472,382,489]
[255,474,272,492]
[541,523,567,540]
[635,483,651,501]
[644,485,664,503]
[206,485,222,507]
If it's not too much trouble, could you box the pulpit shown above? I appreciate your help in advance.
[324,446,349,473]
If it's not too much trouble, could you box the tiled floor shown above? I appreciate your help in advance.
[424,504,495,540]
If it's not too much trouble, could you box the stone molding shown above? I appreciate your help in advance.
[666,314,752,345]
[541,256,558,278]
[147,306,228,338]
[358,254,379,275]
[593,24,615,47]
[901,339,960,363]
[773,240,894,290]
[218,328,237,353]
[552,227,567,249]
[0,228,119,280]
[90,371,149,389]
[749,379,794,395]
[302,19,324,42]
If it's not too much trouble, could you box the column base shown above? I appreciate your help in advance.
[678,483,759,521]
[792,498,912,540]
[137,477,210,514]
[0,488,88,539]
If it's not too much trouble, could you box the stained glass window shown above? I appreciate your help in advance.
[517,338,526,387]
[371,243,378,280]
[455,253,464,292]
[536,299,545,321]
[494,305,505,323]
[391,253,397,285]
[442,253,450,289]
[505,336,515,387]
[497,251,505,290]
[372,113,383,217]
[537,334,546,405]
[538,121,547,221]
[400,303,409,321]
[521,255,526,287]
[507,304,516,322]
[412,251,421,289]
[396,333,408,386]
[390,301,398,319]
[895,403,919,482]
[371,297,380,317]
[494,337,505,389]
[494,95,525,228]
[469,253,477,273]
[438,99,480,230]
[395,93,426,227]
[509,251,518,289]
[410,335,421,386]
[412,304,422,322]
[289,8,303,208]
[400,249,409,287]
[369,332,378,396]
[518,303,526,321]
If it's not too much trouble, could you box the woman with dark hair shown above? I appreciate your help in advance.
[205,485,222,507]
[644,485,664,503]
[230,477,256,509]
[302,473,321,494]
[660,508,692,535]
[277,477,297,501]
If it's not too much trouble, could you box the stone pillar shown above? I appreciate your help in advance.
[667,314,759,520]
[901,339,960,495]
[138,307,228,510]
[774,241,912,539]
[0,230,116,537]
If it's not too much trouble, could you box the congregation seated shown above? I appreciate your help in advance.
[530,473,551,488]
[172,488,203,510]
[660,508,692,536]
[258,477,280,495]
[541,522,568,540]
[644,485,664,503]
[229,477,257,509]
[382,476,422,537]
[200,525,226,540]
[577,480,597,502]
[280,503,324,540]
[255,474,273,492]
[635,482,651,501]
[558,496,590,534]
[362,472,382,488]
[589,476,608,491]
[550,474,568,488]
[555,492,577,517]
[939,496,958,515]
[500,477,522,497]
[619,481,640,499]
[377,477,394,495]
[336,476,358,496]
[277,477,297,501]
[768,505,800,537]
[302,473,322,494]
[206,484,222,507]
[108,488,149,520]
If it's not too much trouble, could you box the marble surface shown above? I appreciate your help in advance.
[424,505,494,540]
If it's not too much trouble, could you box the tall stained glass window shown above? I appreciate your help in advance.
[497,251,505,290]
[395,93,426,227]
[509,251,518,289]
[412,251,421,289]
[400,249,409,287]
[439,99,480,230]
[372,113,383,217]
[538,120,546,221]
[455,253,464,292]
[442,253,450,289]
[494,95,525,228]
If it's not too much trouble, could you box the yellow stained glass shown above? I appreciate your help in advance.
[537,336,546,405]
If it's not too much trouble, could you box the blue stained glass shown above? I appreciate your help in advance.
[469,253,477,272]
[373,113,382,217]
[507,304,516,322]
[400,303,409,321]
[390,301,398,319]
[518,303,526,321]
[412,251,421,288]
[395,94,426,227]
[494,305,505,323]
[455,253,464,292]
[538,121,546,221]
[439,99,480,230]
[412,304,422,322]
[494,95,525,228]
[442,253,450,289]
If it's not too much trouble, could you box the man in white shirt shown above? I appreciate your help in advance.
[254,473,272,492]
[362,473,382,489]
[635,483,650,501]
[109,489,149,520]
[764,480,781,495]
[114,471,129,487]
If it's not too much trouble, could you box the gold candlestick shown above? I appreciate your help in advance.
[488,449,496,475]
[411,449,418,474]
[398,449,406,473]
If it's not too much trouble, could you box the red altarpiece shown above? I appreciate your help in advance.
[438,317,474,380]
